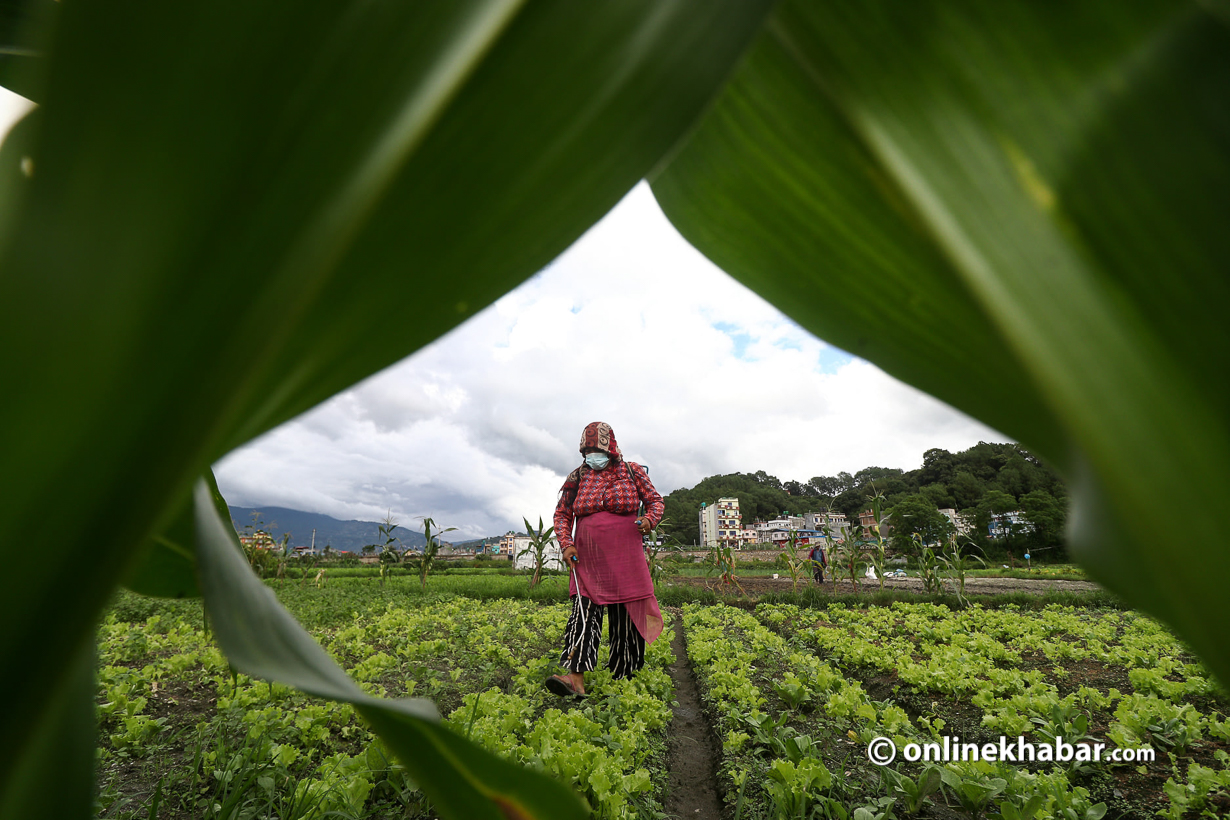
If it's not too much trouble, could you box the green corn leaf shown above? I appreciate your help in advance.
[121,472,232,599]
[652,0,1230,684]
[0,0,773,803]
[0,0,56,102]
[192,478,588,820]
[0,638,93,818]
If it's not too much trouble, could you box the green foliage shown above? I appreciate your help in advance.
[765,757,833,819]
[914,540,946,596]
[655,0,1230,691]
[937,543,988,609]
[866,492,889,590]
[937,767,1007,819]
[415,517,456,592]
[0,1,777,813]
[705,601,1221,820]
[1158,759,1230,820]
[889,497,955,555]
[880,766,943,815]
[6,0,1230,813]
[778,532,808,594]
[517,516,555,589]
[663,443,1065,549]
[834,537,869,591]
[376,512,401,588]
[643,517,680,590]
[703,541,745,596]
[95,594,678,819]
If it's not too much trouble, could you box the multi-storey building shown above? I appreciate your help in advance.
[802,511,849,541]
[497,531,530,557]
[858,509,893,539]
[752,515,804,543]
[699,497,742,548]
[938,508,973,538]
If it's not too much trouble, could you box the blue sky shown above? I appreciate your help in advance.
[713,321,853,372]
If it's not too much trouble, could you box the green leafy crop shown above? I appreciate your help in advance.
[3,0,1228,816]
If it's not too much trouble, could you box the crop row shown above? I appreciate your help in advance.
[97,595,673,820]
[682,602,1230,819]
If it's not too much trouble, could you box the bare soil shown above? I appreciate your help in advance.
[663,609,725,820]
[668,575,1101,597]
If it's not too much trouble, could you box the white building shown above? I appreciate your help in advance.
[752,515,804,543]
[699,497,742,548]
[938,508,973,538]
[513,538,563,571]
[765,529,827,546]
[803,511,849,540]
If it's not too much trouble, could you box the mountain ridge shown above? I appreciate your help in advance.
[227,506,430,552]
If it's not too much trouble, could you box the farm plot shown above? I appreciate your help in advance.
[682,602,1230,819]
[97,593,673,820]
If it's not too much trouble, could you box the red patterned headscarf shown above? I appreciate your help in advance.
[579,421,622,461]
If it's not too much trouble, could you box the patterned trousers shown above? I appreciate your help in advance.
[559,595,646,679]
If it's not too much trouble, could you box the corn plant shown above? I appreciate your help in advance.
[939,541,989,608]
[835,536,869,592]
[516,516,554,589]
[3,0,1228,816]
[779,531,807,593]
[866,490,889,591]
[913,536,946,596]
[704,541,744,596]
[643,517,679,590]
[416,517,455,592]
[376,512,402,588]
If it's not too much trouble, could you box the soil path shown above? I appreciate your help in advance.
[663,609,724,820]
[669,574,1100,597]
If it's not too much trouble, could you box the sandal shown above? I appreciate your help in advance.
[545,674,587,698]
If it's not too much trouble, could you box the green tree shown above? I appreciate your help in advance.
[919,448,958,486]
[1019,489,1067,555]
[972,490,1027,550]
[920,482,956,511]
[808,476,842,497]
[950,471,986,509]
[889,495,954,553]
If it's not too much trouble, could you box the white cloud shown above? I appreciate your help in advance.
[213,183,1004,540]
[0,85,1003,542]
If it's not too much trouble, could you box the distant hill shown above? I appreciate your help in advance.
[227,506,428,552]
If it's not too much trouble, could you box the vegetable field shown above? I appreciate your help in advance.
[98,578,1230,819]
[684,602,1230,819]
[98,580,671,819]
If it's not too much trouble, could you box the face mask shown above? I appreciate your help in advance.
[584,453,610,471]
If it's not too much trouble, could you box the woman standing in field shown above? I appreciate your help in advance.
[547,422,665,698]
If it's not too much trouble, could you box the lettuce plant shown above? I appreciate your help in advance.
[3,0,1228,816]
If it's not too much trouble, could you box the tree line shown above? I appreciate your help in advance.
[660,441,1068,559]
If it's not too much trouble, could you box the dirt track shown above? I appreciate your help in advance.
[666,574,1100,597]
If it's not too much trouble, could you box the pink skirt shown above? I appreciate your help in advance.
[569,512,663,645]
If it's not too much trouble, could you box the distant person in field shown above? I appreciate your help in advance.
[809,542,827,584]
[547,421,665,698]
